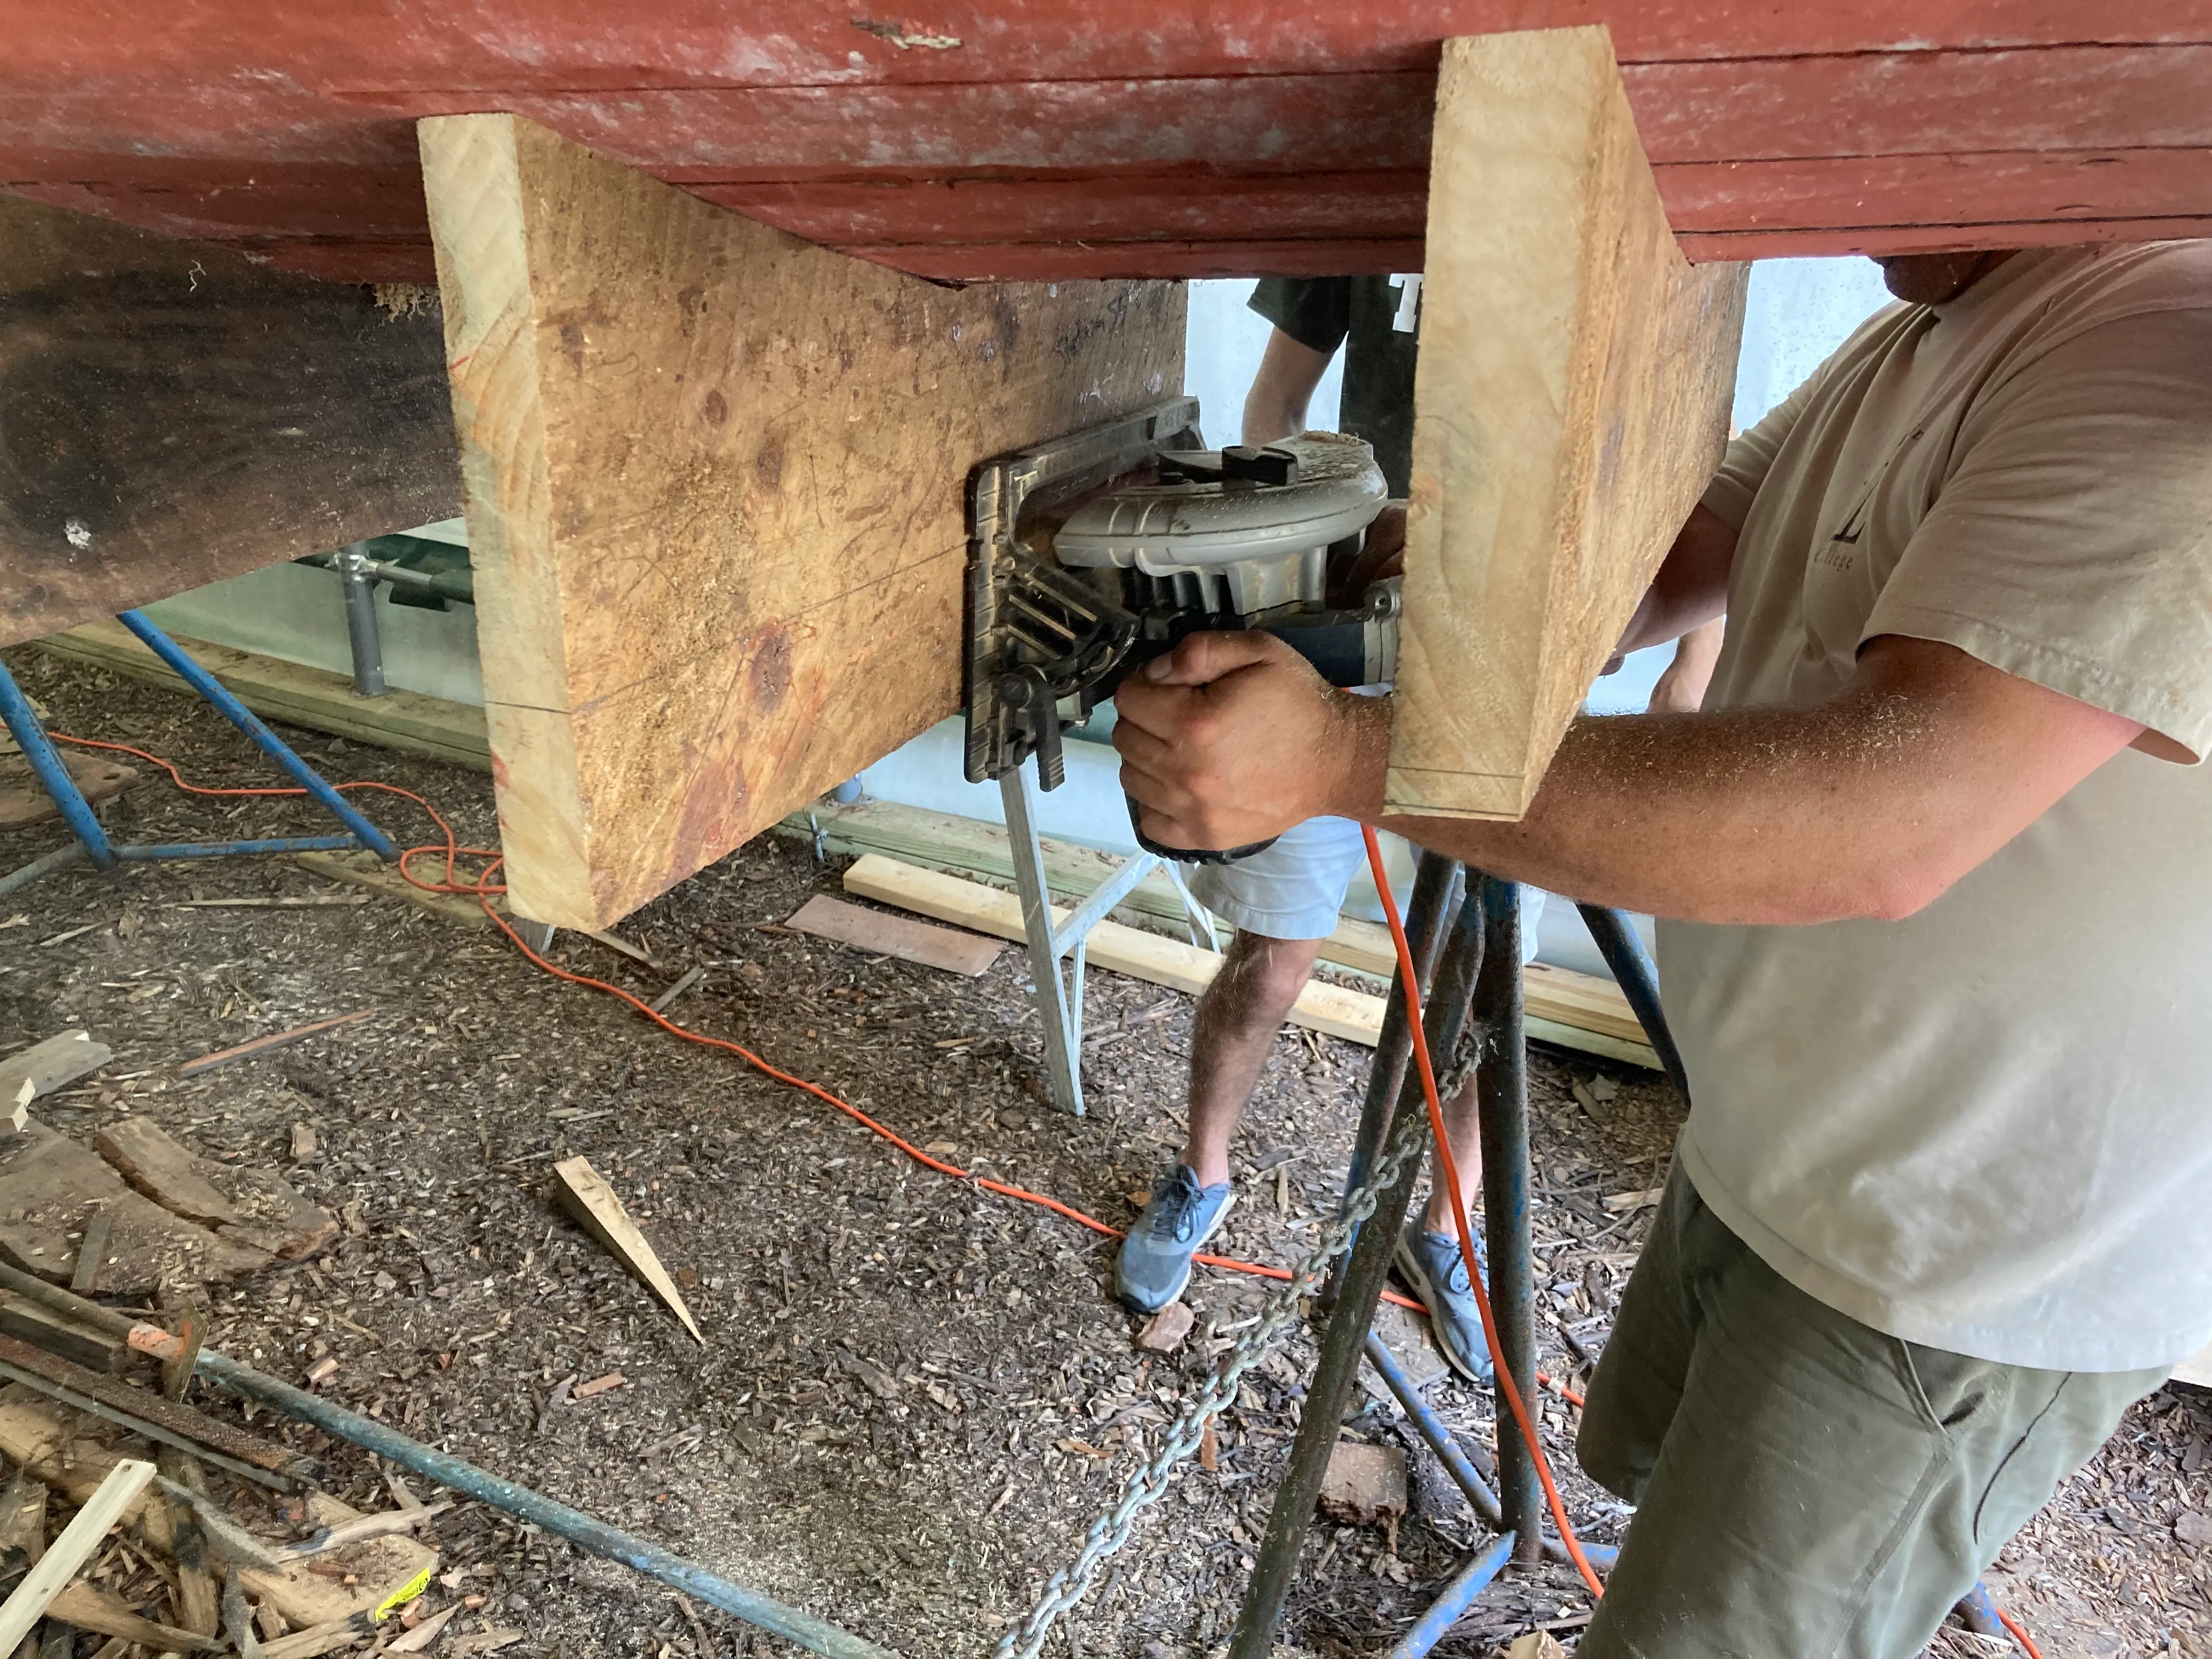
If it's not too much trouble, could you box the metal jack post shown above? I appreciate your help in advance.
[0,609,398,896]
[997,752,1216,1115]
[1474,874,1542,1558]
[1323,851,1462,1307]
[1229,886,1489,1657]
[334,540,387,698]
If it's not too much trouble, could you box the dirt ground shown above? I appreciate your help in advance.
[2,645,2207,1659]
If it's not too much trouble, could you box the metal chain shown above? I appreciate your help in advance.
[993,1106,1434,1659]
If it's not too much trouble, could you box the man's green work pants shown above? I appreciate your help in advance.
[1573,1165,2168,1659]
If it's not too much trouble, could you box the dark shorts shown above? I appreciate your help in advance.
[1573,1164,2166,1659]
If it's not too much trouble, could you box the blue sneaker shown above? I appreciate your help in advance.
[1393,1222,1494,1384]
[1116,1166,1234,1313]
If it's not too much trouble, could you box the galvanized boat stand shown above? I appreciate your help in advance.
[0,608,398,896]
[1228,853,1679,1658]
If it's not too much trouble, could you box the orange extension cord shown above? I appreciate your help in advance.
[51,732,2056,1651]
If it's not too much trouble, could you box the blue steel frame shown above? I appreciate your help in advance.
[0,610,397,890]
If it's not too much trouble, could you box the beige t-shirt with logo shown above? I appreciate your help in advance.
[1661,242,2212,1372]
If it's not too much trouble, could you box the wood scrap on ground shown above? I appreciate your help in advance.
[0,1118,271,1295]
[0,1111,335,1300]
[0,1456,154,1652]
[174,1012,372,1080]
[551,1158,703,1344]
[784,894,1002,977]
[0,748,136,828]
[843,854,1664,1066]
[0,1032,111,1117]
[1317,1440,1408,1531]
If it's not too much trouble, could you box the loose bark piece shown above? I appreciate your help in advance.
[0,1457,155,1653]
[1134,1304,1194,1355]
[0,752,136,829]
[551,1158,702,1344]
[93,1119,240,1225]
[1316,1441,1408,1528]
[0,1119,271,1295]
[92,1116,335,1261]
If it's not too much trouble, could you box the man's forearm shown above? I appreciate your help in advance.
[1343,643,2130,926]
[1353,698,1945,924]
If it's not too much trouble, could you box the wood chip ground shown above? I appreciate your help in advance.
[1,648,2204,1659]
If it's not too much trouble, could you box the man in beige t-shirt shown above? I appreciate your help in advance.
[1109,242,2212,1655]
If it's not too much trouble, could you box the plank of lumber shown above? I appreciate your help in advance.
[0,1034,110,1114]
[0,1457,155,1653]
[784,895,1002,977]
[0,195,458,648]
[417,111,1183,930]
[551,1157,703,1344]
[782,794,1402,979]
[841,854,1660,1067]
[1387,27,1746,821]
[35,619,490,771]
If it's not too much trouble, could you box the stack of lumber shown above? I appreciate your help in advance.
[840,854,1661,1070]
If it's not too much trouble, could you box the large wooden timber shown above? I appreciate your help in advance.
[420,114,1182,928]
[0,196,459,647]
[3,6,2209,281]
[1387,29,1747,820]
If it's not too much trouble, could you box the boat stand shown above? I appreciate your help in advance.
[997,753,1216,1116]
[0,609,398,898]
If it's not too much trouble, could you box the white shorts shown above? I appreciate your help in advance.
[1185,815,1372,940]
[1184,817,1547,961]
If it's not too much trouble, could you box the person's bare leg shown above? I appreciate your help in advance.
[1421,1071,1486,1235]
[1182,930,1324,1187]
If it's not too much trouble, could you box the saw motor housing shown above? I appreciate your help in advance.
[963,398,1395,789]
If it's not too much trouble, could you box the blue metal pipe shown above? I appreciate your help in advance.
[0,842,88,898]
[1574,903,1691,1102]
[1363,1331,1503,1527]
[1362,1331,1617,1575]
[1379,1532,1517,1659]
[116,835,364,860]
[116,611,399,860]
[195,1350,894,1659]
[0,656,117,868]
